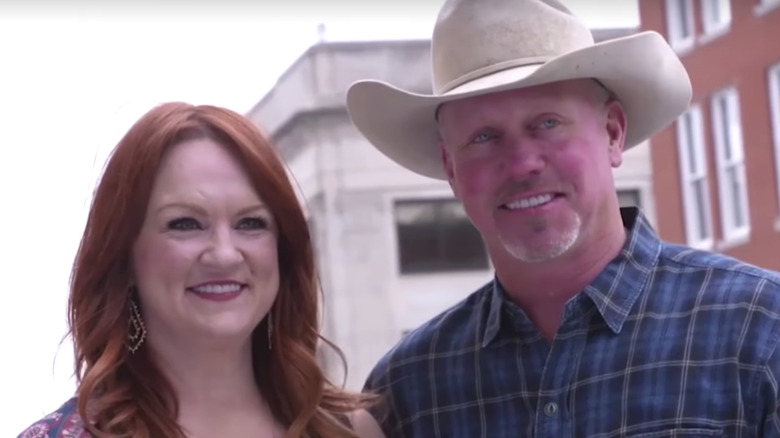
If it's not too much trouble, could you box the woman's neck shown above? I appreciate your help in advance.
[146,335,282,437]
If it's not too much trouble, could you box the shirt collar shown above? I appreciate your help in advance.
[481,207,661,347]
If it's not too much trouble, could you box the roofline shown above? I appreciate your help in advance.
[246,26,639,116]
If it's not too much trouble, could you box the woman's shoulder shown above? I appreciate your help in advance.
[17,397,92,438]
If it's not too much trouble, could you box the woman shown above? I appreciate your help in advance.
[19,102,384,438]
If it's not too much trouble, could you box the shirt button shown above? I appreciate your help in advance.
[544,402,558,417]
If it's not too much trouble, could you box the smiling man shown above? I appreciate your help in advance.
[345,0,780,437]
[436,79,627,340]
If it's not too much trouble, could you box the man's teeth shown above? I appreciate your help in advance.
[505,194,554,210]
[191,284,243,294]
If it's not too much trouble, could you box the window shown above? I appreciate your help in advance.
[700,0,731,35]
[394,198,488,274]
[769,63,780,218]
[666,0,695,51]
[710,87,750,241]
[677,105,714,248]
[617,189,642,208]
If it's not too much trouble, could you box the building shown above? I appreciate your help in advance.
[246,28,655,390]
[639,0,780,270]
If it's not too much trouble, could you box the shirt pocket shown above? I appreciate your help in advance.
[623,428,723,437]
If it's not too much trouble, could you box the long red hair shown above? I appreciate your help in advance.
[69,102,372,437]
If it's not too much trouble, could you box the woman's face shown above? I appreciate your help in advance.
[132,137,279,349]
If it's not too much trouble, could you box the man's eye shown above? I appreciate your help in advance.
[237,217,268,230]
[539,119,560,129]
[167,217,201,231]
[472,132,495,143]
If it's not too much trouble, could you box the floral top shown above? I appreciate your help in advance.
[17,398,91,438]
[18,395,354,437]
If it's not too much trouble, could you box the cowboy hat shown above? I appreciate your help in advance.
[345,0,692,180]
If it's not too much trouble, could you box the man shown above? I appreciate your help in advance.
[346,0,780,437]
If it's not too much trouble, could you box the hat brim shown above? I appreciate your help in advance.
[346,31,692,180]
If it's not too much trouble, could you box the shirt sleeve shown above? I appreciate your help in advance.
[762,341,780,436]
[16,398,88,438]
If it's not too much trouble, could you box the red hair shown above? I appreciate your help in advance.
[69,102,373,437]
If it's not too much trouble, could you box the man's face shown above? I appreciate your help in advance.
[438,79,625,263]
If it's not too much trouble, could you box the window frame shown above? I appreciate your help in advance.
[756,0,780,16]
[665,0,696,52]
[710,87,750,243]
[676,104,714,249]
[700,0,732,36]
[392,197,489,275]
[768,62,780,224]
[617,188,642,209]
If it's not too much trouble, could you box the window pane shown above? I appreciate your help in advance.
[396,201,436,224]
[443,219,489,269]
[617,189,641,207]
[394,199,489,274]
[693,178,710,241]
[727,164,746,229]
[727,92,743,162]
[683,112,698,175]
[703,0,729,27]
[438,200,469,220]
[397,221,440,273]
[715,96,730,161]
[679,0,692,37]
[709,0,720,23]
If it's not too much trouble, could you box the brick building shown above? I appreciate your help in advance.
[639,0,780,270]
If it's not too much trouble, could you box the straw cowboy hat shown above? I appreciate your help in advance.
[345,0,692,180]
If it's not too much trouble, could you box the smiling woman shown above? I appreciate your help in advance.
[16,102,383,438]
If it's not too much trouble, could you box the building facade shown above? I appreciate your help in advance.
[639,0,780,270]
[247,28,656,390]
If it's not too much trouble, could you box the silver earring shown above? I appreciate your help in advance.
[267,312,273,350]
[127,299,146,354]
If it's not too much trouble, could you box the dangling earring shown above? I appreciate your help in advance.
[267,312,273,350]
[127,298,146,354]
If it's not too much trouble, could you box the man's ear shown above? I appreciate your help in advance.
[440,141,459,196]
[605,100,627,168]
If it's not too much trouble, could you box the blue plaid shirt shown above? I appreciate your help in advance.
[364,208,780,437]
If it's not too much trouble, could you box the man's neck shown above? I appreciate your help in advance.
[492,222,628,341]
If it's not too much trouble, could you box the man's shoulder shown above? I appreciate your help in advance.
[366,280,492,383]
[17,398,91,438]
[658,241,780,288]
[657,241,780,320]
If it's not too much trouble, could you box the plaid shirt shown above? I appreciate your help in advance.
[365,208,780,438]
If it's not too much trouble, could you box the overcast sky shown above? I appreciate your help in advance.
[0,1,639,434]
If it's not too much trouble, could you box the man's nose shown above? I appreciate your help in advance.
[501,136,546,176]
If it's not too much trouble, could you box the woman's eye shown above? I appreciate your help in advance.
[167,217,201,231]
[539,119,560,129]
[237,216,268,230]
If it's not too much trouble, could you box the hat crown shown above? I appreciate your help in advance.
[432,0,595,94]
